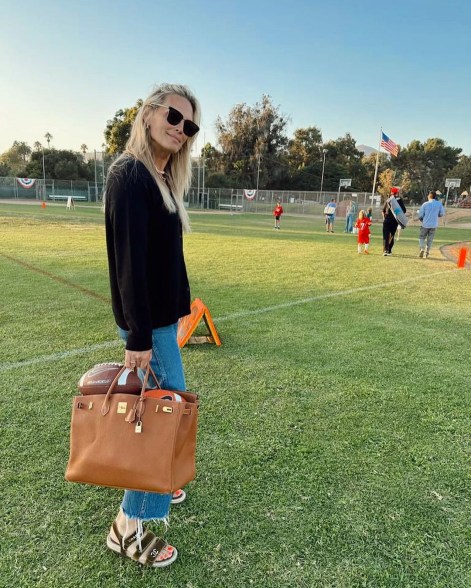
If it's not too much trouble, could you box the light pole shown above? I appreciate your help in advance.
[200,131,205,208]
[256,153,261,192]
[41,145,46,200]
[101,144,106,195]
[94,149,98,201]
[320,149,327,199]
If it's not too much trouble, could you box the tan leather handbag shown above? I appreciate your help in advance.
[65,366,199,493]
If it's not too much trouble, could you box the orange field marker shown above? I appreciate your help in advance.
[41,201,46,208]
[457,247,468,268]
[177,298,221,348]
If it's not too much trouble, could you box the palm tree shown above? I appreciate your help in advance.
[45,132,53,147]
[16,141,32,162]
[80,144,88,155]
[33,141,42,152]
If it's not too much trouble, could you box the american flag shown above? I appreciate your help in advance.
[380,132,399,157]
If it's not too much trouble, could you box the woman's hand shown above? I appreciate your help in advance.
[125,349,152,370]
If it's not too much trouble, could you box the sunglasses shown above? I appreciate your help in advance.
[166,106,199,138]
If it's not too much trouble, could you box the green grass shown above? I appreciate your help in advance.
[1,204,470,587]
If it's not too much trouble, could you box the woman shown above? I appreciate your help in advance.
[104,83,200,567]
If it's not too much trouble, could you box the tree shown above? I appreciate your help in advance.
[54,160,79,179]
[197,143,233,187]
[0,162,11,176]
[33,141,42,152]
[284,127,324,190]
[362,152,388,193]
[393,138,461,199]
[377,168,395,201]
[287,127,323,170]
[322,133,365,191]
[80,144,88,155]
[0,141,31,176]
[45,132,53,147]
[448,155,471,195]
[104,100,143,155]
[215,95,289,188]
[16,141,31,162]
[24,149,93,180]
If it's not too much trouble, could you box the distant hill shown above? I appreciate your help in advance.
[357,144,378,156]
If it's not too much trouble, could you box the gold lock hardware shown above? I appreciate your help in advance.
[117,402,127,414]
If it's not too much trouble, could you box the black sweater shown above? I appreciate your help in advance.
[105,158,190,351]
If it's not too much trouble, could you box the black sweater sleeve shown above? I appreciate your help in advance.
[105,161,153,351]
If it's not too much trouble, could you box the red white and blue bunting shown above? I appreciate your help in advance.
[244,189,257,200]
[17,178,36,189]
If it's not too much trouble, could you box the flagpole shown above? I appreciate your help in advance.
[371,127,382,198]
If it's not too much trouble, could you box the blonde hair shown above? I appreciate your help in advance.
[358,209,365,219]
[107,83,201,232]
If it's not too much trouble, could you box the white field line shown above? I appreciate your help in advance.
[0,340,122,373]
[0,268,460,372]
[214,268,458,322]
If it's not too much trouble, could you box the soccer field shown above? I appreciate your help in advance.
[1,203,470,588]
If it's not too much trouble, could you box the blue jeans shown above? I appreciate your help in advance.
[117,322,186,521]
[345,213,353,233]
[419,226,436,251]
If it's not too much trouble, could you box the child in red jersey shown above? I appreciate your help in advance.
[273,201,284,229]
[355,210,372,254]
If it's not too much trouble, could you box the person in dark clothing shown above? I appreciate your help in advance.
[382,187,406,256]
[104,83,200,568]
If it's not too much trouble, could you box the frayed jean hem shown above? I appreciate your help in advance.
[121,490,172,522]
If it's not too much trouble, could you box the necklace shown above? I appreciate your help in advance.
[155,168,167,183]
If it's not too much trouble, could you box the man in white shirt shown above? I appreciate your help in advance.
[418,191,445,258]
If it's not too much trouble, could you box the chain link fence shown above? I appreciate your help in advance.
[186,187,386,218]
[0,177,103,202]
[1,177,470,226]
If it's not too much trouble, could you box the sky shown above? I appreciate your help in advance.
[1,0,470,158]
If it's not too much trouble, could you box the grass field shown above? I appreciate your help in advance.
[1,203,470,588]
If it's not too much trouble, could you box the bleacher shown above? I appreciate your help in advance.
[48,194,88,201]
[218,203,243,211]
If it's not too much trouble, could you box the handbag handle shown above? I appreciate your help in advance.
[100,364,162,416]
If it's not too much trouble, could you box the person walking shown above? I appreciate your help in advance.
[273,200,284,229]
[355,210,372,254]
[104,83,200,568]
[324,199,336,233]
[382,187,406,256]
[418,191,445,258]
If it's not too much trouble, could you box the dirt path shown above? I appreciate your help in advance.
[440,242,471,268]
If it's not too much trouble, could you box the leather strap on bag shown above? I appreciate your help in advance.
[100,364,161,416]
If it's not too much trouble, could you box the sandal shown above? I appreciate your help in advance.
[106,521,178,568]
[171,489,186,505]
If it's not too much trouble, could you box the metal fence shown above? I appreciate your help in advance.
[0,177,103,202]
[186,187,383,217]
[1,177,374,210]
[2,177,470,226]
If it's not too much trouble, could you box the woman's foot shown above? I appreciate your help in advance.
[107,511,177,568]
